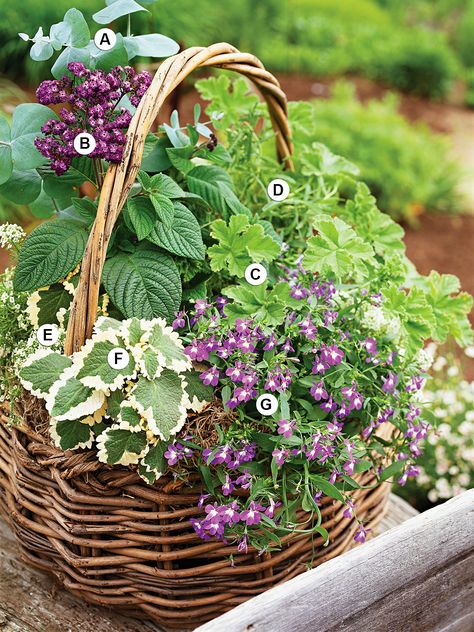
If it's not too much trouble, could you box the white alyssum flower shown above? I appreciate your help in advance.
[0,223,25,250]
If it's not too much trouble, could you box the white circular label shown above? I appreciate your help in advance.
[37,324,59,347]
[245,263,267,286]
[256,393,279,416]
[94,28,117,51]
[74,132,96,156]
[267,178,290,202]
[107,348,130,370]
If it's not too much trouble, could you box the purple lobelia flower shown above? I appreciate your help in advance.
[320,343,344,367]
[277,418,296,438]
[310,380,328,401]
[382,371,399,394]
[172,310,186,330]
[272,447,289,466]
[221,474,235,497]
[199,365,220,387]
[240,501,265,526]
[343,500,355,519]
[354,524,370,543]
[362,337,377,357]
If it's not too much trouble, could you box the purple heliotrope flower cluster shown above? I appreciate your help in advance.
[34,63,152,175]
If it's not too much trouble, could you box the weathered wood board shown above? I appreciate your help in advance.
[0,493,418,632]
[196,489,474,632]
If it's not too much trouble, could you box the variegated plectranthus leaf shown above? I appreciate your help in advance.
[19,348,72,398]
[46,368,105,421]
[50,417,94,450]
[183,369,213,413]
[97,426,148,466]
[144,318,191,374]
[128,369,188,440]
[140,441,168,484]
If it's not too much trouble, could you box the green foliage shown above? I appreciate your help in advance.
[296,82,462,221]
[19,316,209,475]
[455,0,474,68]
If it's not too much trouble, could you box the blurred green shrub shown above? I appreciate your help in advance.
[455,0,474,68]
[464,68,474,108]
[396,346,474,510]
[298,82,462,221]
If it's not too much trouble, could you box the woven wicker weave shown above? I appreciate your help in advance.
[0,44,392,630]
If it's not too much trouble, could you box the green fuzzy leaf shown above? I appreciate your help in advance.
[183,369,212,413]
[150,193,175,228]
[76,338,136,391]
[147,202,205,260]
[97,427,148,465]
[126,196,156,240]
[14,219,88,292]
[49,378,104,421]
[93,0,148,24]
[223,281,290,326]
[124,34,179,59]
[304,215,376,280]
[129,370,187,440]
[20,350,72,398]
[102,243,181,321]
[51,418,94,451]
[0,168,42,204]
[208,214,280,277]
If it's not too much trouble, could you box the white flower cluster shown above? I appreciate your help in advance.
[0,223,25,250]
[0,269,31,356]
[361,304,401,341]
[415,349,474,503]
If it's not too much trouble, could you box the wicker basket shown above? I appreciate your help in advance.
[0,43,392,630]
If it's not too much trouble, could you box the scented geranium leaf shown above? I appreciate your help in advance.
[102,243,181,321]
[183,369,212,413]
[343,184,405,256]
[415,272,473,347]
[27,283,74,328]
[304,215,376,280]
[48,375,105,421]
[209,215,280,277]
[93,0,148,25]
[382,285,435,353]
[147,202,205,260]
[223,282,287,326]
[128,370,188,440]
[14,219,88,292]
[195,76,259,130]
[145,318,190,373]
[19,349,72,398]
[301,142,359,178]
[124,34,179,59]
[140,441,168,483]
[150,193,175,228]
[97,427,148,465]
[50,418,94,451]
[126,196,156,240]
[75,335,137,391]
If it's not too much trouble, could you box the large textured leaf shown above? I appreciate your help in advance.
[102,243,181,322]
[150,193,175,228]
[19,349,72,398]
[186,165,232,212]
[147,202,205,260]
[97,427,148,465]
[126,196,156,240]
[129,370,187,440]
[14,219,88,292]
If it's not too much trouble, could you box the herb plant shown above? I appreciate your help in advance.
[0,5,472,556]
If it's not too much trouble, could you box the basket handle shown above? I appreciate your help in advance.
[64,43,294,355]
